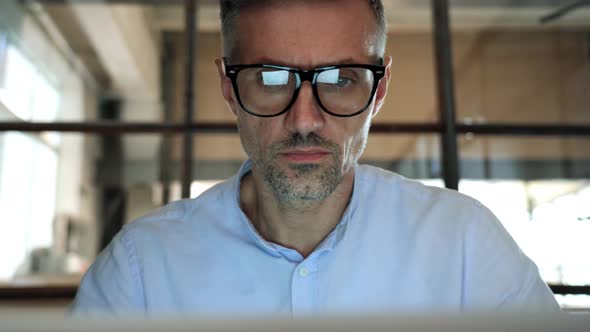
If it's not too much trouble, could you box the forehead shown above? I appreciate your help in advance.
[233,0,378,67]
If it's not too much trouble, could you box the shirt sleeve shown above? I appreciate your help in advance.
[462,202,560,312]
[69,227,145,316]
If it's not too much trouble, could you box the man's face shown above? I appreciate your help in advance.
[218,0,390,202]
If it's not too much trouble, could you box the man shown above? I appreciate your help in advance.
[72,0,559,316]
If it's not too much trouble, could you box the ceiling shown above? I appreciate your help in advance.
[153,0,590,32]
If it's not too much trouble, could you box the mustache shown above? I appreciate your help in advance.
[271,133,338,152]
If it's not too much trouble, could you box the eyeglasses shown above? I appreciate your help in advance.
[224,59,386,118]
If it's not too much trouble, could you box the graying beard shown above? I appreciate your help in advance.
[289,163,320,174]
[264,159,342,202]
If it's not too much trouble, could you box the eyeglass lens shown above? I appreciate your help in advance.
[235,67,376,116]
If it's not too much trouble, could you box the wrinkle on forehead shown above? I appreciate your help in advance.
[232,0,380,66]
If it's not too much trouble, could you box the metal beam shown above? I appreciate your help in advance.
[1,122,590,136]
[432,0,460,190]
[182,0,197,198]
[540,0,590,23]
[159,33,175,204]
[0,122,236,134]
[456,124,590,136]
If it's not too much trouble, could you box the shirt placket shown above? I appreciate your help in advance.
[290,258,319,318]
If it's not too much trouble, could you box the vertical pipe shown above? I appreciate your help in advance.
[182,0,197,198]
[432,0,460,190]
[159,33,174,205]
[98,98,126,251]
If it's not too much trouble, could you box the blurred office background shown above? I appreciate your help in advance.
[0,0,588,313]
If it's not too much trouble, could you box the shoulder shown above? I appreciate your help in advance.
[121,199,188,238]
[354,164,508,245]
[122,178,237,247]
[355,166,559,310]
[356,164,484,223]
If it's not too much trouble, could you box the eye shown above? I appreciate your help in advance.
[335,77,354,88]
[317,69,358,89]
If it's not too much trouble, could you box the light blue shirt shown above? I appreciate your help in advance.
[72,160,559,316]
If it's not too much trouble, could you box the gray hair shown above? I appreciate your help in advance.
[220,0,387,63]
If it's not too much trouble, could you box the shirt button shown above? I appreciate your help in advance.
[298,267,309,278]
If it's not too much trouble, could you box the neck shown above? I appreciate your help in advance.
[239,167,355,258]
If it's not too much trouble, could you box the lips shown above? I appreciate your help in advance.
[280,148,330,162]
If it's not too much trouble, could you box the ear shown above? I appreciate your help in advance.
[371,55,392,119]
[216,58,239,117]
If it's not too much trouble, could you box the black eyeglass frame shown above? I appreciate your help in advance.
[223,59,386,118]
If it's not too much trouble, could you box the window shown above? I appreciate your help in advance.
[0,44,61,279]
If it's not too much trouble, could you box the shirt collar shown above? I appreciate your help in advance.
[232,159,359,260]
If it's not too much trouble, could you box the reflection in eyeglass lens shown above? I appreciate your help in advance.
[261,70,290,86]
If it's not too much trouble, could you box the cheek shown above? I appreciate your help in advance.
[237,117,259,156]
[350,128,370,161]
[237,116,276,157]
[341,117,371,161]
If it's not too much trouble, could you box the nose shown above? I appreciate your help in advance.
[283,82,326,137]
